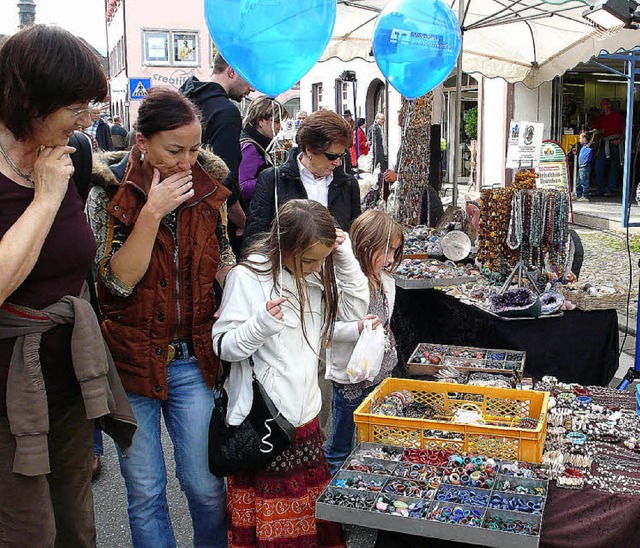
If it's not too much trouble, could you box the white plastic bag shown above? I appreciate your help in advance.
[357,151,373,173]
[346,320,385,383]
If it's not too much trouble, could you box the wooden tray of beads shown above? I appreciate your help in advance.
[406,343,526,380]
[316,442,547,547]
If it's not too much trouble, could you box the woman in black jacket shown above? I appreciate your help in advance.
[244,110,361,249]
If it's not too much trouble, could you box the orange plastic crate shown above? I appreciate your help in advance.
[354,378,548,463]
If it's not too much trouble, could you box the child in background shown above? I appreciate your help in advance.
[575,131,594,202]
[212,199,368,547]
[325,209,404,475]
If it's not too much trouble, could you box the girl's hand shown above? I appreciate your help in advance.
[358,314,380,333]
[144,168,194,219]
[266,296,287,320]
[334,228,346,250]
[32,145,77,206]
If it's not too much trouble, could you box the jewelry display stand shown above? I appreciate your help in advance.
[316,442,547,548]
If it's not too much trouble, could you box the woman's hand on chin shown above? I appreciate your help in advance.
[143,168,194,219]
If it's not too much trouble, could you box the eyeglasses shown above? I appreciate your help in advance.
[322,150,344,161]
[66,106,93,117]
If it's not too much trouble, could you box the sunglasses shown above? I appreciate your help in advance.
[322,150,344,161]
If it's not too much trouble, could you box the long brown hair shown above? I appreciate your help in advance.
[243,199,339,347]
[350,209,404,289]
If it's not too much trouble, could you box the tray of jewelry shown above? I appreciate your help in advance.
[407,343,526,379]
[403,226,443,258]
[316,443,548,547]
[393,259,479,290]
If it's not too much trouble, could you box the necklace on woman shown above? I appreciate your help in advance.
[0,139,35,185]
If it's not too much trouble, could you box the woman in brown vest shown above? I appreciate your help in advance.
[88,87,234,547]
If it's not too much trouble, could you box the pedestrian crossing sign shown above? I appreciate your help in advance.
[129,78,151,100]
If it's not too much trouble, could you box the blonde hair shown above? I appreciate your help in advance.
[243,96,288,128]
[243,199,338,346]
[350,210,404,289]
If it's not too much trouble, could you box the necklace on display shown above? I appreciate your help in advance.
[0,139,35,185]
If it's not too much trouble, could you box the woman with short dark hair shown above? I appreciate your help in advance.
[88,86,233,547]
[0,25,135,547]
[244,109,361,246]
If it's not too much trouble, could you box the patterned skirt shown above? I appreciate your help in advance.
[227,418,345,548]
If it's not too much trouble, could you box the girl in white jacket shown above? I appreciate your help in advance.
[212,199,368,548]
[325,209,404,474]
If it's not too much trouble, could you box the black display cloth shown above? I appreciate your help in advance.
[391,287,619,387]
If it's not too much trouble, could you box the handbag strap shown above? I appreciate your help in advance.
[215,333,256,389]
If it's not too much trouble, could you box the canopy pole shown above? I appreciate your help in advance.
[452,0,465,208]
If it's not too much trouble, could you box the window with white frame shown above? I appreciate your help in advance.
[342,81,349,103]
[143,30,199,66]
[312,83,323,112]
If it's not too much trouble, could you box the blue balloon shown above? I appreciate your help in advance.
[373,0,461,99]
[205,0,337,97]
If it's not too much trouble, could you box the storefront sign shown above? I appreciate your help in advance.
[506,121,544,169]
[537,141,569,191]
[152,69,196,88]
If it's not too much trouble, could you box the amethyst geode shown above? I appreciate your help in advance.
[540,291,564,315]
[490,288,541,318]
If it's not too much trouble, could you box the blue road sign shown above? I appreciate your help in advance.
[129,78,151,100]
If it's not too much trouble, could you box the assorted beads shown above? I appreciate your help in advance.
[331,473,385,491]
[436,486,490,506]
[484,515,540,536]
[430,505,484,527]
[374,495,428,518]
[320,444,546,537]
[383,478,437,499]
[488,493,544,514]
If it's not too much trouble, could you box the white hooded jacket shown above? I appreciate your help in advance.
[212,236,369,427]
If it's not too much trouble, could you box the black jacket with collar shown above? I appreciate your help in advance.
[243,147,361,249]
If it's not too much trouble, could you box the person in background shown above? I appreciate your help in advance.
[213,199,368,547]
[180,53,255,254]
[343,109,355,130]
[110,116,129,151]
[86,106,113,152]
[367,112,388,172]
[238,96,287,206]
[0,25,135,547]
[383,169,444,227]
[574,131,594,202]
[88,87,233,547]
[325,209,403,474]
[593,98,624,197]
[295,110,308,128]
[350,117,369,167]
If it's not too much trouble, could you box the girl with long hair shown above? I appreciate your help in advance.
[213,199,369,547]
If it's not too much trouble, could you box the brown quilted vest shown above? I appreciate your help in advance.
[97,148,231,399]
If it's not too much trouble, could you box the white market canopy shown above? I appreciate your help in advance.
[326,0,640,88]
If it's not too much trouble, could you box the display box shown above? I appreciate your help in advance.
[353,379,548,462]
[407,343,526,380]
[316,443,547,547]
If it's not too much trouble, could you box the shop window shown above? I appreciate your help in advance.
[143,30,199,67]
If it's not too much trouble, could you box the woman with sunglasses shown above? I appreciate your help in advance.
[244,110,361,246]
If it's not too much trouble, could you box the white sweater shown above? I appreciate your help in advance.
[212,236,369,427]
[325,272,396,384]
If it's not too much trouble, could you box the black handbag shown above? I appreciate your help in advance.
[208,334,296,477]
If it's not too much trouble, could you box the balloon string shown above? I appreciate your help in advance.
[271,100,283,298]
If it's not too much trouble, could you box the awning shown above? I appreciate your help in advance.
[325,0,640,88]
